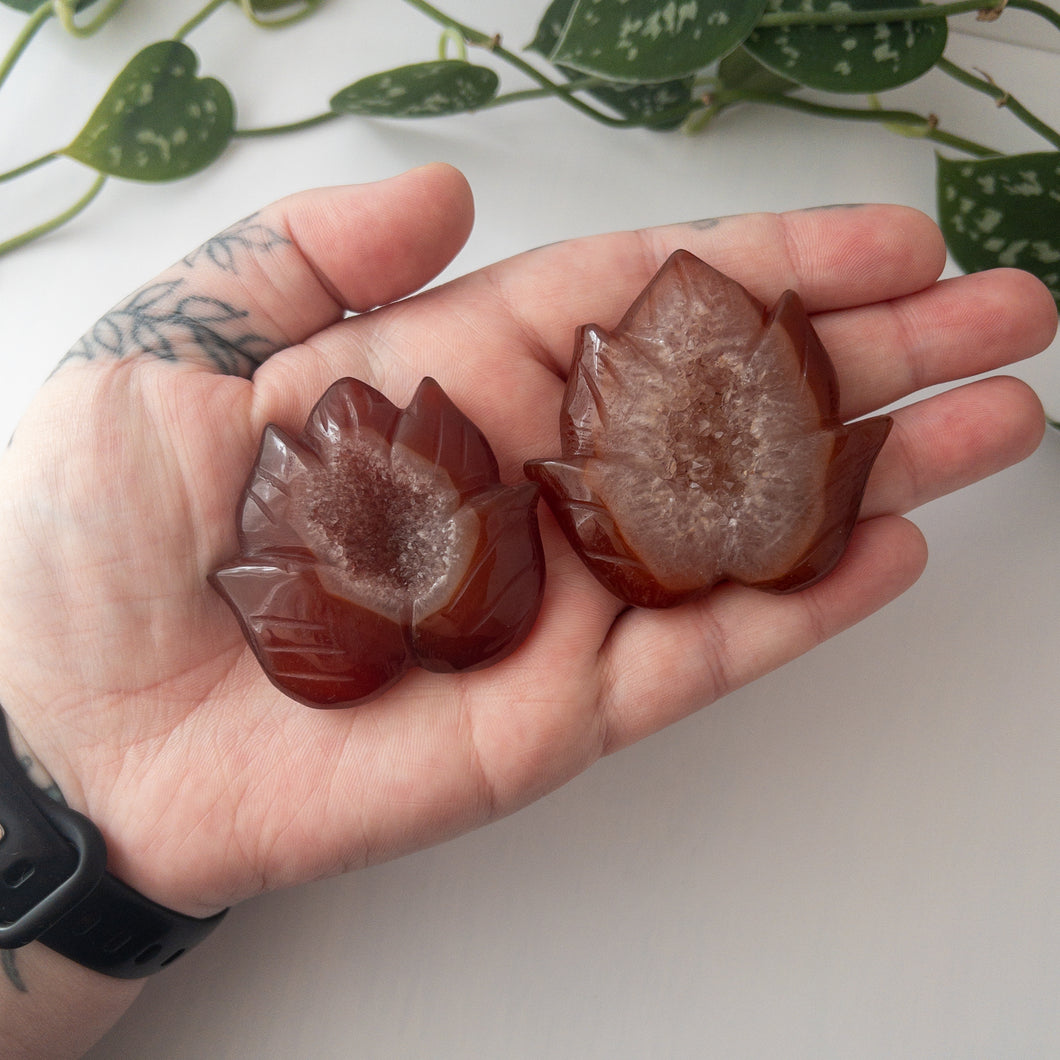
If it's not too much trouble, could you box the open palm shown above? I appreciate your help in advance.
[0,164,1053,919]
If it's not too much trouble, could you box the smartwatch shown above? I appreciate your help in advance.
[0,714,227,978]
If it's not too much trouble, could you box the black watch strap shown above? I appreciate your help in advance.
[0,714,227,978]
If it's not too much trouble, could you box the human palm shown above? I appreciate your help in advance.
[0,164,1053,919]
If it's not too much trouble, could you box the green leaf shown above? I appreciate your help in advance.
[582,77,695,127]
[549,0,769,83]
[330,61,499,118]
[1,0,97,11]
[239,0,325,26]
[63,41,234,181]
[528,0,573,55]
[715,45,797,96]
[744,0,947,93]
[937,151,1060,308]
[529,0,694,127]
[247,0,311,9]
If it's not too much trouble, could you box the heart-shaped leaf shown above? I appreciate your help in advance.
[330,61,499,118]
[937,151,1060,309]
[744,0,947,93]
[548,0,768,83]
[530,0,694,127]
[63,41,234,181]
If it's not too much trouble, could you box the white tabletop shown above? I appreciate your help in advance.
[2,3,1058,1057]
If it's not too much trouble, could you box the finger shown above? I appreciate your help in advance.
[254,203,951,465]
[465,203,949,376]
[814,268,1059,418]
[596,514,928,753]
[862,375,1045,519]
[58,164,475,376]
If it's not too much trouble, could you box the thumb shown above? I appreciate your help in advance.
[59,163,475,377]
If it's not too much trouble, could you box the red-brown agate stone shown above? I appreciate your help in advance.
[524,250,891,609]
[211,377,545,708]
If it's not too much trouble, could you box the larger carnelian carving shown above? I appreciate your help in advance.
[525,250,891,609]
[212,377,545,708]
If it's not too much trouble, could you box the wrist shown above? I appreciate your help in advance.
[0,706,227,980]
[0,687,224,921]
[0,941,144,1059]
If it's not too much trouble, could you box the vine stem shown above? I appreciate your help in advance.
[1007,0,1060,33]
[484,76,611,109]
[937,57,1060,150]
[54,0,127,38]
[758,0,1004,26]
[704,90,1001,157]
[175,0,231,40]
[0,0,53,94]
[438,26,467,62]
[0,150,58,184]
[234,110,340,137]
[0,173,107,258]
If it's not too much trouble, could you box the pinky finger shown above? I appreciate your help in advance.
[596,515,928,754]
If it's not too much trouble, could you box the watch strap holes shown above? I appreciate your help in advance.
[133,942,163,965]
[2,859,34,888]
[101,930,134,955]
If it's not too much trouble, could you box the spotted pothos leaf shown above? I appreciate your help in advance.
[63,41,234,181]
[549,0,768,84]
[530,0,694,128]
[744,0,947,93]
[330,61,499,118]
[937,151,1060,309]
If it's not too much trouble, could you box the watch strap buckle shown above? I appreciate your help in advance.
[0,734,107,948]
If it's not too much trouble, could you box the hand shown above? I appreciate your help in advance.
[0,163,1054,921]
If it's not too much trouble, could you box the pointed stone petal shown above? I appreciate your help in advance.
[756,290,840,421]
[393,377,500,498]
[749,414,892,594]
[618,250,767,351]
[563,324,631,456]
[210,560,412,707]
[238,426,318,557]
[412,482,545,671]
[525,457,692,608]
[302,376,401,452]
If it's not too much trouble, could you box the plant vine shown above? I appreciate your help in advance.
[0,0,1059,316]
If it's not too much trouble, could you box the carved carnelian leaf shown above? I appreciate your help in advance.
[212,377,545,708]
[525,251,890,608]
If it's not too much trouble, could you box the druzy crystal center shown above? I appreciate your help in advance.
[301,438,457,597]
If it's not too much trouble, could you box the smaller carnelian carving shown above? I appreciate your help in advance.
[211,377,545,708]
[525,250,891,609]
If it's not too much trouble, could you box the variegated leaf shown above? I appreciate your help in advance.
[937,151,1060,308]
[745,0,947,93]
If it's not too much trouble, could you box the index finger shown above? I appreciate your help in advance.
[467,203,949,378]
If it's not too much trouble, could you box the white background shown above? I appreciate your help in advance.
[1,2,1058,1057]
